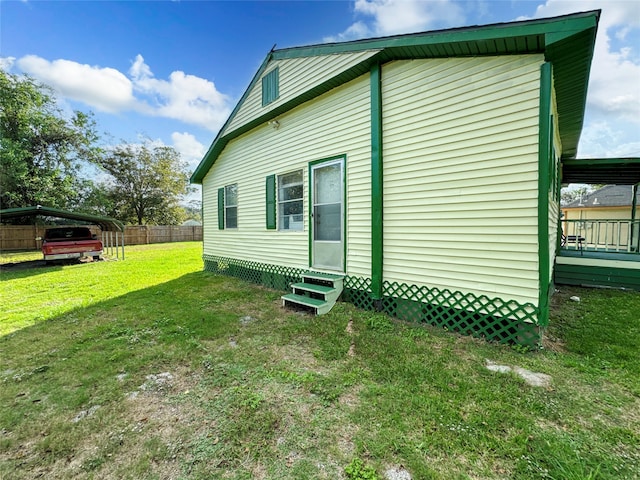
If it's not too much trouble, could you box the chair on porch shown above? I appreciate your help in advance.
[561,234,585,251]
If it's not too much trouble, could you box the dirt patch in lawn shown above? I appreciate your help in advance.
[23,367,204,480]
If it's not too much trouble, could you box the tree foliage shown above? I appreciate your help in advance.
[95,142,193,225]
[0,70,101,211]
[560,184,607,206]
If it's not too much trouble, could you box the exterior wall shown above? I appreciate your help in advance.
[381,55,544,306]
[202,74,372,275]
[223,50,380,136]
[563,206,633,221]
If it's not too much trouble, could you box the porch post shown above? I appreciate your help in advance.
[632,183,638,222]
[370,62,384,302]
[632,183,639,251]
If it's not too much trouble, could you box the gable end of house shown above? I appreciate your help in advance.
[191,10,600,184]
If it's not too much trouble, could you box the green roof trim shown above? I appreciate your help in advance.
[191,10,599,184]
[0,205,125,232]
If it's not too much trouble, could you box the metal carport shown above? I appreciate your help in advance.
[0,205,126,259]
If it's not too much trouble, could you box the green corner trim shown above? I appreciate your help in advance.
[370,62,383,300]
[537,62,552,327]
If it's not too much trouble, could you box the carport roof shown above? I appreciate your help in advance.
[562,158,640,185]
[0,206,125,232]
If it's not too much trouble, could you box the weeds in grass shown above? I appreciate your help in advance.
[345,457,379,480]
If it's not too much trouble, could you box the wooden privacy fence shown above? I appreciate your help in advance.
[0,225,202,251]
[124,225,203,245]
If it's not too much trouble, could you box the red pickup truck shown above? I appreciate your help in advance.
[41,227,103,263]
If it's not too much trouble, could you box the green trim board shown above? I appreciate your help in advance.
[191,10,599,184]
[555,262,640,291]
[559,250,640,262]
[271,11,596,59]
[537,61,552,328]
[203,255,542,347]
[370,62,383,300]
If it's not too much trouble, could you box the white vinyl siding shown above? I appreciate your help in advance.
[223,50,380,136]
[382,55,544,306]
[203,75,371,275]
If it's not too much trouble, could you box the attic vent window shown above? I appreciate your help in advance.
[262,67,279,106]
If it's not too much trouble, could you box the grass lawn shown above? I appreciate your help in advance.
[1,242,638,479]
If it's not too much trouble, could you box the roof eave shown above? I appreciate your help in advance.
[190,10,600,184]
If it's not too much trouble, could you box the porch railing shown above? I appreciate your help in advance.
[561,219,640,254]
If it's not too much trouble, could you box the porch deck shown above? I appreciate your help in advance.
[556,219,640,290]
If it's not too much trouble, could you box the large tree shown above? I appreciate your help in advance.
[0,70,101,211]
[96,141,192,225]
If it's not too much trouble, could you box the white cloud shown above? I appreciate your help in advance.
[578,121,640,158]
[528,1,640,157]
[530,1,640,124]
[129,55,231,132]
[0,56,16,71]
[10,53,231,133]
[171,131,205,169]
[16,55,135,113]
[326,0,465,41]
[325,21,371,43]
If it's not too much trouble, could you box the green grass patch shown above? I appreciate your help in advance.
[1,244,638,479]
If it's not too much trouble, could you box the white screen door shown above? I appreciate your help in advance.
[311,158,344,271]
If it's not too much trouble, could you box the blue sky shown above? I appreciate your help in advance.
[2,0,639,187]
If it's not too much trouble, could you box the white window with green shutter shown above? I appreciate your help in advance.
[218,183,238,229]
[278,170,303,231]
[265,170,303,231]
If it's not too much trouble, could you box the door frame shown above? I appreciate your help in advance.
[308,154,347,272]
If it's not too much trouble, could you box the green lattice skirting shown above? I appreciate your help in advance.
[204,255,541,347]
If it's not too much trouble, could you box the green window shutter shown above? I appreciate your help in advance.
[262,68,279,106]
[218,188,225,230]
[266,174,276,230]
